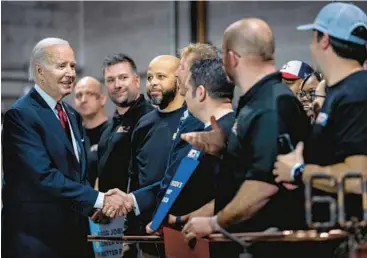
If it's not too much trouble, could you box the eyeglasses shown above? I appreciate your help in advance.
[297,90,325,101]
[75,92,100,100]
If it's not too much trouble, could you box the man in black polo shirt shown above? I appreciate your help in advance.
[119,44,220,225]
[97,54,153,193]
[273,3,367,201]
[74,76,108,187]
[181,18,310,245]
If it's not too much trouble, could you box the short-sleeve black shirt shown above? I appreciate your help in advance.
[215,72,310,232]
[305,70,367,165]
[84,121,108,186]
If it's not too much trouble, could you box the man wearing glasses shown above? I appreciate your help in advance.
[74,76,108,188]
[274,2,367,197]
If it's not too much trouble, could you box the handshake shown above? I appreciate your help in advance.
[91,188,134,223]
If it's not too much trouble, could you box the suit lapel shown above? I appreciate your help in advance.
[31,92,75,154]
[30,89,80,169]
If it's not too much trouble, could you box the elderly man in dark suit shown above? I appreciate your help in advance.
[2,37,125,258]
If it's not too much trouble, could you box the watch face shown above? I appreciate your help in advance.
[294,164,305,183]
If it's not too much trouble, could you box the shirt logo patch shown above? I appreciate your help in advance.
[187,149,200,160]
[90,144,98,152]
[315,112,328,127]
[116,126,130,133]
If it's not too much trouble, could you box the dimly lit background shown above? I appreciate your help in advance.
[2,1,367,116]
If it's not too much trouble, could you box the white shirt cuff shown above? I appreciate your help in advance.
[131,193,141,216]
[94,192,105,209]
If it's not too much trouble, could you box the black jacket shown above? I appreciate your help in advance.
[98,95,153,192]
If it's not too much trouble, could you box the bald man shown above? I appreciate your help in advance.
[106,55,185,257]
[181,19,310,256]
[74,76,108,187]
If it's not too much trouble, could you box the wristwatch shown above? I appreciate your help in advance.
[291,163,305,184]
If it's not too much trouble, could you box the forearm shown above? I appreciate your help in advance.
[217,181,277,229]
[304,156,367,194]
[189,200,215,218]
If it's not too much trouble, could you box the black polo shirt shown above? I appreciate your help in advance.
[215,72,310,232]
[305,70,367,220]
[84,121,108,187]
[170,111,235,216]
[97,95,153,192]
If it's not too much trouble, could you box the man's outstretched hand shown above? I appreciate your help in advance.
[181,116,226,157]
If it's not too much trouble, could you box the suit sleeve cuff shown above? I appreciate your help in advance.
[131,193,141,216]
[94,192,105,209]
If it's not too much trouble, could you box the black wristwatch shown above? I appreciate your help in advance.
[291,163,305,184]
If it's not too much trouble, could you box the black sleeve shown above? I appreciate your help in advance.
[243,111,278,185]
[332,102,367,157]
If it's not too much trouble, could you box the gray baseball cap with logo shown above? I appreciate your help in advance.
[297,2,367,45]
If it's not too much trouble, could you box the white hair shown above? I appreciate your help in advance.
[28,37,70,82]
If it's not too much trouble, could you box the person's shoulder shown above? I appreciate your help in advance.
[336,71,367,103]
[139,108,158,120]
[184,115,204,130]
[218,112,235,128]
[9,91,33,110]
[272,81,295,98]
[5,92,38,121]
[134,108,158,130]
[135,97,154,114]
[217,112,236,136]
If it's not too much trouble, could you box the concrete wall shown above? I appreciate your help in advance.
[2,1,367,115]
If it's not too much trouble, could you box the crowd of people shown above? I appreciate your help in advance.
[2,2,367,258]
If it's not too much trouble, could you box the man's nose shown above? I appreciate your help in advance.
[80,94,87,102]
[65,65,75,77]
[114,78,123,88]
[151,76,159,86]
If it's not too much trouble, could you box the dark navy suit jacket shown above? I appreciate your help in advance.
[2,88,98,258]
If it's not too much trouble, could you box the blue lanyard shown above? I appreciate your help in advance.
[150,148,201,231]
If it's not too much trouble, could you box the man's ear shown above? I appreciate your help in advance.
[197,85,207,102]
[228,50,239,68]
[36,63,44,78]
[135,75,141,89]
[320,33,330,50]
[100,94,107,106]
